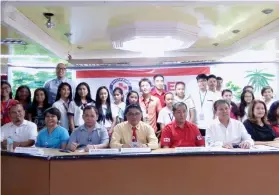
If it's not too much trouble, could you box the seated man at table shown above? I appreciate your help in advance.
[110,104,159,149]
[67,105,109,152]
[160,102,205,148]
[1,103,37,149]
[206,100,254,149]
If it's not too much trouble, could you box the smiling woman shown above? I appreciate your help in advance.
[243,100,278,143]
[35,107,69,149]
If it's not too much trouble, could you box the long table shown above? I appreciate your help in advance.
[2,145,279,195]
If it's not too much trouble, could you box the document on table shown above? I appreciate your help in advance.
[211,145,279,152]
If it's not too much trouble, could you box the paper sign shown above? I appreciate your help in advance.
[120,147,151,153]
[175,147,210,153]
[89,148,120,155]
[14,147,44,155]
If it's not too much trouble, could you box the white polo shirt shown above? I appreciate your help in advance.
[53,99,70,130]
[157,107,174,126]
[68,101,95,127]
[192,90,217,129]
[1,120,38,142]
[206,118,254,146]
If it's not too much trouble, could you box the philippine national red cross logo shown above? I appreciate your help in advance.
[117,82,128,90]
[109,78,132,96]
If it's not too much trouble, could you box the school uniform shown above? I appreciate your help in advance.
[53,99,71,130]
[68,101,95,128]
[191,90,217,135]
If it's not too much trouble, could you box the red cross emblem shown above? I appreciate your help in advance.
[117,82,128,90]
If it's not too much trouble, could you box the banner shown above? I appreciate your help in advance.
[75,66,210,99]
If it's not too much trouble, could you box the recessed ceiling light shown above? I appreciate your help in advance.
[213,43,219,46]
[232,30,240,34]
[262,9,273,14]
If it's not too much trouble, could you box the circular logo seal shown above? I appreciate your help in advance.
[109,78,132,96]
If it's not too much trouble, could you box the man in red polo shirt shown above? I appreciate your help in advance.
[151,74,167,107]
[161,102,205,148]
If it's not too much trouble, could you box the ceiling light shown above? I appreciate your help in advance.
[119,37,185,53]
[0,55,50,59]
[232,29,240,34]
[262,9,273,14]
[110,22,200,53]
[43,13,55,28]
[1,39,27,45]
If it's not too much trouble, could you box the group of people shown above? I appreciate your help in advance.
[1,63,279,151]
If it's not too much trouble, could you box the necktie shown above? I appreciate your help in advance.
[132,127,137,142]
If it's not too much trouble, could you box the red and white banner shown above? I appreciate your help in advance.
[75,66,210,99]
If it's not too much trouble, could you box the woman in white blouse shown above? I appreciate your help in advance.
[238,90,255,122]
[261,86,276,111]
[206,99,254,149]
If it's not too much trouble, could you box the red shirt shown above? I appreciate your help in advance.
[1,99,18,126]
[161,121,205,148]
[271,125,279,136]
[151,88,166,107]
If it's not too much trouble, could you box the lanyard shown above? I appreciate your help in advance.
[168,113,174,121]
[1,99,11,116]
[199,90,207,108]
[143,98,151,114]
[62,100,69,112]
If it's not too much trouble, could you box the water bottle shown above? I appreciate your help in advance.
[7,137,14,152]
[205,135,212,147]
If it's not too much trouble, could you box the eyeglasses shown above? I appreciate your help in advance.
[126,112,141,117]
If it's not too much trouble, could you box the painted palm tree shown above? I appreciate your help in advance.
[245,69,275,92]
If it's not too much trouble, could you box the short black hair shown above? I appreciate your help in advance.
[83,105,99,116]
[175,81,185,88]
[243,85,254,92]
[207,74,217,80]
[216,77,223,81]
[196,74,207,81]
[221,89,232,96]
[124,104,142,116]
[164,92,174,100]
[153,74,164,81]
[44,107,61,121]
[138,78,152,87]
[261,86,273,96]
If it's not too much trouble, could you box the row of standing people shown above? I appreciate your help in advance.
[1,74,277,136]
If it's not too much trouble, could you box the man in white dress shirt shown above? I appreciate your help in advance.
[206,100,254,149]
[1,104,37,149]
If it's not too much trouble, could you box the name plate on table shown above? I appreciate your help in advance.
[121,148,151,154]
[14,147,44,155]
[175,147,210,153]
[89,149,120,155]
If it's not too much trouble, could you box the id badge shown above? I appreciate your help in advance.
[199,113,205,120]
